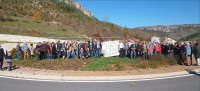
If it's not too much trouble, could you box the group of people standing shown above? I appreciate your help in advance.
[0,45,13,71]
[0,39,200,72]
[119,40,200,66]
[15,39,102,60]
[173,41,200,66]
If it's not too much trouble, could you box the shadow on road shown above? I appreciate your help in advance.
[185,69,200,76]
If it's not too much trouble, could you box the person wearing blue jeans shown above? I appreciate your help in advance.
[48,53,52,59]
[74,49,78,57]
[67,51,71,58]
[16,43,22,59]
[70,52,75,59]
[130,43,136,59]
[5,53,13,71]
[130,49,136,59]
[56,41,62,59]
[90,49,94,58]
[94,49,100,58]
[94,40,102,58]
[57,51,61,59]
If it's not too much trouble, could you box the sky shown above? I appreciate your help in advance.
[78,0,199,28]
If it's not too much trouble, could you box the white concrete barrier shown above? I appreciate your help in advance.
[0,34,67,43]
[0,34,68,52]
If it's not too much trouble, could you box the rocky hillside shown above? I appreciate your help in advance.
[62,0,93,17]
[136,24,199,32]
[134,24,199,40]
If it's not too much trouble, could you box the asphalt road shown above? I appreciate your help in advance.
[0,75,199,91]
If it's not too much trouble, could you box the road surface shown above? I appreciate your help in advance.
[0,75,199,91]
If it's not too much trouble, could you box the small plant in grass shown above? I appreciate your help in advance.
[114,63,124,71]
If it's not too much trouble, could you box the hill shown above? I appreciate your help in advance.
[179,31,200,41]
[134,24,199,40]
[0,0,131,40]
[0,0,199,41]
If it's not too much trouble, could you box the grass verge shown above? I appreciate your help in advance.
[13,54,177,71]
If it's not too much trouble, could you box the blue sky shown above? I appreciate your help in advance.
[78,0,199,28]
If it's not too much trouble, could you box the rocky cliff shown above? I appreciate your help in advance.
[136,24,199,32]
[64,0,93,17]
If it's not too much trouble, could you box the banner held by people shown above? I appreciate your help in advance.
[102,40,120,57]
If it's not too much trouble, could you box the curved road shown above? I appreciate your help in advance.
[0,75,199,91]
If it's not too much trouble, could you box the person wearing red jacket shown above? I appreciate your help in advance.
[47,43,53,59]
[155,43,162,54]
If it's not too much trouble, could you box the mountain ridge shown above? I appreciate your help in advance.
[135,24,199,32]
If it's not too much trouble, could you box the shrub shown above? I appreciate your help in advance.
[0,10,8,21]
[114,63,124,71]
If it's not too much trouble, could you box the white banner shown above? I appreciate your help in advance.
[151,36,160,43]
[102,40,120,57]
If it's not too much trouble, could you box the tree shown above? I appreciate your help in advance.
[33,10,41,23]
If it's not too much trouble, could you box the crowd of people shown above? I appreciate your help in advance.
[119,40,200,66]
[16,39,102,60]
[16,39,200,65]
[0,39,200,71]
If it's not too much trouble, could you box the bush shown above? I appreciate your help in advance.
[0,10,8,21]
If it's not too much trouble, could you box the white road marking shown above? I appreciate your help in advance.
[0,74,197,83]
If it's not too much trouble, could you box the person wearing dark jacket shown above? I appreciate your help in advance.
[196,41,200,66]
[52,43,57,59]
[56,41,62,59]
[88,41,94,58]
[82,41,89,58]
[5,51,13,71]
[16,43,22,59]
[0,45,5,71]
[130,42,136,59]
[40,44,46,60]
[36,42,41,60]
[193,41,198,62]
[173,43,179,62]
[177,44,185,65]
[94,40,102,58]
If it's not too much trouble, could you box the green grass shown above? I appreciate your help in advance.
[81,57,132,71]
[81,55,177,71]
[0,17,83,40]
[11,45,177,71]
[82,57,131,71]
[13,55,177,71]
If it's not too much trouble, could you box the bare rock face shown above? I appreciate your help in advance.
[64,0,93,17]
[136,24,199,32]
